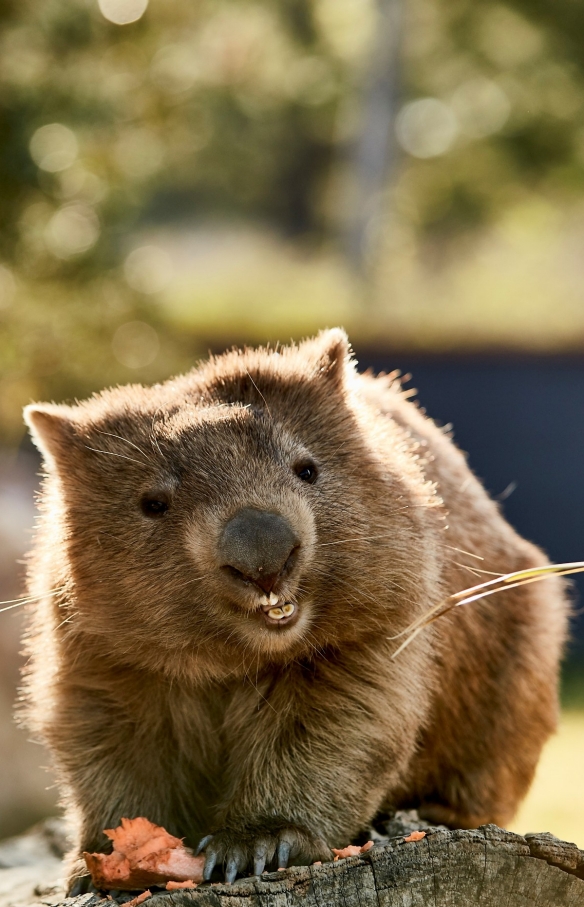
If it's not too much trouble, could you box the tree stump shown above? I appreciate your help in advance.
[2,814,584,907]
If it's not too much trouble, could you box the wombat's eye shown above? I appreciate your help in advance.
[140,493,170,518]
[294,460,318,484]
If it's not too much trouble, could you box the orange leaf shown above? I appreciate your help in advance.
[403,831,426,843]
[124,890,151,907]
[331,844,363,859]
[84,818,205,890]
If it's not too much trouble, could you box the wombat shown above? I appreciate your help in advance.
[23,329,568,888]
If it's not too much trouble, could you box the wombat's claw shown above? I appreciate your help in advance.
[68,875,96,897]
[199,823,330,883]
[224,847,247,884]
[277,840,291,869]
[202,851,217,882]
[200,837,245,883]
[195,834,213,856]
[253,840,270,876]
[224,859,238,885]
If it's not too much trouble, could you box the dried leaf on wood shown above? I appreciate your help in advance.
[83,817,205,890]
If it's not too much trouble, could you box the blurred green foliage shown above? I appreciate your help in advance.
[561,661,584,711]
[2,0,584,440]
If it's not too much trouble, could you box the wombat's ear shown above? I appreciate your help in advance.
[308,328,352,385]
[24,404,79,471]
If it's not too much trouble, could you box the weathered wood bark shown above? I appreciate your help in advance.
[148,827,584,907]
[2,815,584,907]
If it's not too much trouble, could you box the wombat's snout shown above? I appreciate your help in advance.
[219,508,300,594]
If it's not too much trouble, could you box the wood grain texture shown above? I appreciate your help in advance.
[2,820,584,907]
[43,826,584,907]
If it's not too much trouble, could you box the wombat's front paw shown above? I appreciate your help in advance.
[68,875,97,897]
[66,854,100,896]
[197,821,331,883]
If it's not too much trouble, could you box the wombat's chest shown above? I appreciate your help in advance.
[161,681,276,814]
[168,675,277,758]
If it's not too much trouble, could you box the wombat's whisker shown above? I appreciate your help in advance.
[453,563,483,578]
[309,563,409,598]
[150,434,164,458]
[84,446,147,468]
[390,561,584,658]
[98,530,136,548]
[453,562,503,578]
[0,586,65,613]
[442,545,484,561]
[0,592,49,607]
[302,568,377,603]
[0,598,41,614]
[314,512,422,548]
[171,575,214,591]
[95,430,153,464]
[149,410,168,459]
[316,530,410,547]
[55,614,75,632]
[243,665,278,713]
[245,369,272,419]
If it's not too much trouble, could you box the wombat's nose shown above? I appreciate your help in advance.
[219,508,300,593]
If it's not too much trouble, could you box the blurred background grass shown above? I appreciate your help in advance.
[1,0,584,848]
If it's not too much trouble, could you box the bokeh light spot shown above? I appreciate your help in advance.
[451,79,511,139]
[480,6,543,68]
[97,0,149,26]
[150,44,199,94]
[112,321,160,368]
[58,165,108,204]
[396,98,458,159]
[45,204,100,258]
[123,245,174,294]
[29,124,78,173]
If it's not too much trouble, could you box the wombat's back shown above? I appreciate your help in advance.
[359,371,568,827]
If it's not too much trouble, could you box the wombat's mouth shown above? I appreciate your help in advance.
[258,592,299,629]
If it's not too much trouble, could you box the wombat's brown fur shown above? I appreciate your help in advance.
[23,329,567,887]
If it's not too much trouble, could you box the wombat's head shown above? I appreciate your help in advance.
[25,329,436,676]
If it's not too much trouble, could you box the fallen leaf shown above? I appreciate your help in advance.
[84,818,205,890]
[166,880,198,890]
[124,890,151,907]
[403,831,426,843]
[331,840,374,861]
[331,845,363,860]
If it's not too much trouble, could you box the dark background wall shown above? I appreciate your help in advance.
[359,352,584,659]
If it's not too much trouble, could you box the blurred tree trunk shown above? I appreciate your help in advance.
[344,0,403,279]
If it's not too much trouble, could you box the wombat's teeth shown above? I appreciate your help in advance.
[266,602,296,620]
[259,592,280,607]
